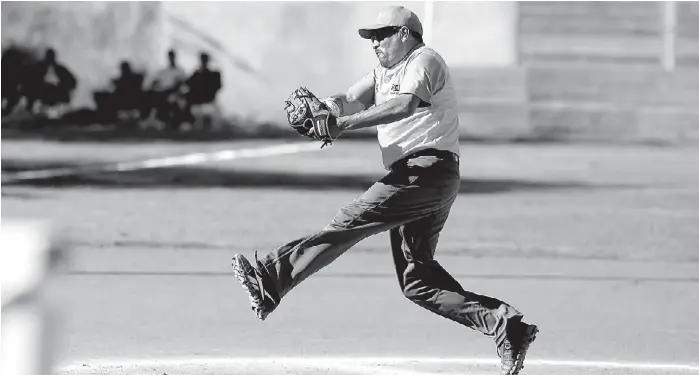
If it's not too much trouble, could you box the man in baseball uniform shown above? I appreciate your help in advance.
[233,6,538,374]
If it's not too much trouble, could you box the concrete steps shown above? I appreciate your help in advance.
[519,1,660,18]
[520,36,662,65]
[677,2,699,66]
[518,1,699,68]
[528,66,699,108]
[450,65,699,143]
[460,1,699,143]
[450,67,530,140]
[519,2,662,66]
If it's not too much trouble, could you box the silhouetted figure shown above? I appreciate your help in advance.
[186,52,222,106]
[145,49,187,128]
[23,48,77,115]
[1,46,39,116]
[183,52,223,129]
[93,61,146,122]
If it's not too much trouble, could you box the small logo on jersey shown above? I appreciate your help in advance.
[391,84,400,93]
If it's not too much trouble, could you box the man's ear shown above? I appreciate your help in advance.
[400,27,409,42]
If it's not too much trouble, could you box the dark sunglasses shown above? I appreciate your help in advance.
[370,26,402,42]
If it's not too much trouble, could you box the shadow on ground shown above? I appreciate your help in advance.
[0,190,50,200]
[1,123,295,143]
[2,159,627,194]
[0,118,376,143]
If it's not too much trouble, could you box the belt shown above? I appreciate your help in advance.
[392,148,459,169]
[406,148,459,163]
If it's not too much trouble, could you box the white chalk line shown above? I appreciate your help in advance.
[58,357,699,373]
[3,142,322,182]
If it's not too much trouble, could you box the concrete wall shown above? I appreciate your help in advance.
[2,1,518,126]
[161,1,518,124]
[1,2,162,107]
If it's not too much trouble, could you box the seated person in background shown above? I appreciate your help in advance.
[2,46,38,116]
[145,49,187,123]
[93,61,145,121]
[110,61,144,104]
[22,48,77,115]
[185,52,222,106]
[183,52,222,127]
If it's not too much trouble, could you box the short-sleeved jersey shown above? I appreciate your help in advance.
[347,44,460,169]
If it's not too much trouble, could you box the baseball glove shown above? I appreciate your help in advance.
[284,87,337,147]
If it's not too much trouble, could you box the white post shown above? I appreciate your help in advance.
[423,0,435,45]
[662,1,677,72]
[1,222,64,375]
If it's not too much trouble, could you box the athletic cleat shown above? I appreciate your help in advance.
[232,254,270,321]
[498,322,538,375]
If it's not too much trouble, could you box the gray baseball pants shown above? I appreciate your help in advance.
[253,149,523,347]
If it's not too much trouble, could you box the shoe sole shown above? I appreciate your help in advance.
[507,325,538,375]
[231,254,268,321]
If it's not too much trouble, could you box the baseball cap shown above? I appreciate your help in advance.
[358,6,423,39]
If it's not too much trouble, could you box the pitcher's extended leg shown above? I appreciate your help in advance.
[247,163,454,316]
[236,156,460,319]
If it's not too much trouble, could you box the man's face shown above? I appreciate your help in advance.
[371,27,405,68]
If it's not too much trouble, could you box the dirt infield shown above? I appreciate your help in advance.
[2,139,699,374]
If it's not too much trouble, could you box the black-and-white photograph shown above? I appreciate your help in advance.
[2,2,698,375]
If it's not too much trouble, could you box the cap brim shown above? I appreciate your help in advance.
[358,24,389,39]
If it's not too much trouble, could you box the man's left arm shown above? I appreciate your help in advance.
[335,94,420,132]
